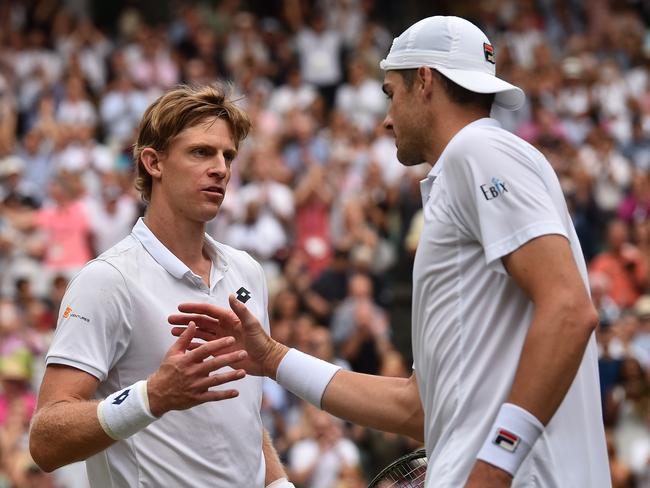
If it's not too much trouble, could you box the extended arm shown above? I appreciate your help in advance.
[322,370,423,440]
[169,298,425,441]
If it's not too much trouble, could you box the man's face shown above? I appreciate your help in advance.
[154,117,237,223]
[381,70,426,166]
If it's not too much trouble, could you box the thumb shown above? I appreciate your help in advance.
[228,294,255,329]
[169,321,196,354]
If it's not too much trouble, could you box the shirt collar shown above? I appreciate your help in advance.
[420,118,501,205]
[131,218,229,280]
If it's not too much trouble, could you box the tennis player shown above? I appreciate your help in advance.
[172,17,610,487]
[29,85,293,488]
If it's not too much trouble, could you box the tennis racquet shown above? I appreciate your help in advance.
[367,448,428,488]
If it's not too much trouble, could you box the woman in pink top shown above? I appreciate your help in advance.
[35,175,92,272]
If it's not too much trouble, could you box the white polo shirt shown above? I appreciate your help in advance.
[46,218,269,487]
[413,119,609,487]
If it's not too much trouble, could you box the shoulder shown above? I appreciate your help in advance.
[448,123,541,163]
[95,234,141,266]
[443,123,547,182]
[73,236,140,285]
[68,259,128,296]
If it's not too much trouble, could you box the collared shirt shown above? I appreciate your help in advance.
[413,119,609,487]
[46,218,268,487]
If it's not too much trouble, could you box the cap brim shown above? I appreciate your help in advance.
[435,67,525,111]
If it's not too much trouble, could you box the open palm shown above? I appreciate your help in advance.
[168,294,285,377]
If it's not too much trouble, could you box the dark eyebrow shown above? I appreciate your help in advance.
[188,144,216,153]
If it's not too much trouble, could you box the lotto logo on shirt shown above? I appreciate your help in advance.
[480,177,509,201]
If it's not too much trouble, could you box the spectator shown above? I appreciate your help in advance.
[288,406,361,488]
[84,172,138,255]
[334,57,386,134]
[268,66,318,116]
[295,9,343,108]
[99,73,150,147]
[579,128,633,216]
[330,272,391,374]
[618,169,650,225]
[16,130,53,205]
[590,219,648,308]
[56,75,97,137]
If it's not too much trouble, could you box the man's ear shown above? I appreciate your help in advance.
[417,66,435,99]
[140,148,163,180]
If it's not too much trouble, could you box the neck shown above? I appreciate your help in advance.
[425,107,490,164]
[143,200,208,269]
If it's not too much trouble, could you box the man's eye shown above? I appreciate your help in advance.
[192,148,207,157]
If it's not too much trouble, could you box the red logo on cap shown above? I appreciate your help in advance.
[483,43,495,64]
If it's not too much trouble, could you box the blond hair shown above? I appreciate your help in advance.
[133,84,251,202]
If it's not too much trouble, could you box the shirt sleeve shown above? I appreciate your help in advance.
[46,259,133,381]
[444,130,568,273]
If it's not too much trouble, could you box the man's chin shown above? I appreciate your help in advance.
[194,204,222,223]
[397,148,424,167]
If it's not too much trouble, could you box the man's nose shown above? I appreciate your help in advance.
[383,114,393,132]
[208,154,228,178]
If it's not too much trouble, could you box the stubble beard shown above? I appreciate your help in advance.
[396,137,426,167]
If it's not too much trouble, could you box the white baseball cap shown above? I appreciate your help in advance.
[380,16,525,111]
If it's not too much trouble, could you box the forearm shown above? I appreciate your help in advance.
[262,429,287,486]
[30,400,115,472]
[506,305,596,425]
[322,370,424,440]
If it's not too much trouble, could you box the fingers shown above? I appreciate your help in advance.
[168,313,220,330]
[168,322,196,354]
[194,368,246,391]
[198,389,240,403]
[186,335,236,362]
[171,326,218,342]
[177,303,239,323]
[195,350,247,376]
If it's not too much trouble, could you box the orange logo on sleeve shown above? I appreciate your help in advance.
[62,306,90,323]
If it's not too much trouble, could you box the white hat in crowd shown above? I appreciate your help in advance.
[380,16,525,110]
[0,156,25,178]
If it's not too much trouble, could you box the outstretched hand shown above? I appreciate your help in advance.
[147,322,247,417]
[168,295,289,378]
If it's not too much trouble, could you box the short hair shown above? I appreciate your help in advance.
[398,68,495,112]
[133,84,251,203]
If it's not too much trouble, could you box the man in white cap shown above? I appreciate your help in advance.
[171,16,610,487]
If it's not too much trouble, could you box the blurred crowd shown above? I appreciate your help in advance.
[0,0,650,486]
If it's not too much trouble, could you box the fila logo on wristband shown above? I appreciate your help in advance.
[493,428,520,453]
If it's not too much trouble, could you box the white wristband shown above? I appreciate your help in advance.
[97,380,158,440]
[476,403,544,476]
[266,478,295,488]
[275,348,341,408]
